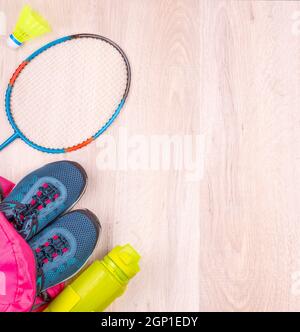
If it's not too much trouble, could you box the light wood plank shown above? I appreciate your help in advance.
[0,0,299,312]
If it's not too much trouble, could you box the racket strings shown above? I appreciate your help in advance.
[10,37,129,150]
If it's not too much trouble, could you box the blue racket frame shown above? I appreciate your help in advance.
[1,34,131,153]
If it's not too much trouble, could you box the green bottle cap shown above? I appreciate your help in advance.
[108,244,141,279]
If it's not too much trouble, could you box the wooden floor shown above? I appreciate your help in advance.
[1,0,300,312]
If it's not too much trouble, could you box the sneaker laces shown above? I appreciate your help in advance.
[0,183,60,232]
[35,234,70,269]
[34,234,69,294]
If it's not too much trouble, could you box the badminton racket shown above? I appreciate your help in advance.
[1,33,131,153]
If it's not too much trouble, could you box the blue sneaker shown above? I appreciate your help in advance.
[0,161,87,240]
[29,209,100,293]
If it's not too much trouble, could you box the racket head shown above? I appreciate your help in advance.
[5,33,131,153]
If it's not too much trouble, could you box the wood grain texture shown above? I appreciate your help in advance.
[0,0,299,312]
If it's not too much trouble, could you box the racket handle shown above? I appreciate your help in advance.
[0,132,19,151]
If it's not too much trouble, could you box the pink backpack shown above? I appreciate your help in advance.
[0,176,64,312]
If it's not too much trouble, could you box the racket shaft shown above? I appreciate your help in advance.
[0,132,19,151]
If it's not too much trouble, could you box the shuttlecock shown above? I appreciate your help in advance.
[7,5,51,49]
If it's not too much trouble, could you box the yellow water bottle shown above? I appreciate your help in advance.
[44,244,141,312]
